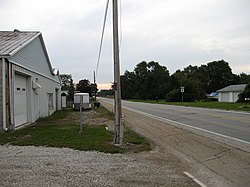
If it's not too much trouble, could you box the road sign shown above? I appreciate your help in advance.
[180,86,185,93]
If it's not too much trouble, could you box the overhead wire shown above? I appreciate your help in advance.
[95,0,110,79]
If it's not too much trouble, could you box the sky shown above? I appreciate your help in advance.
[1,0,250,89]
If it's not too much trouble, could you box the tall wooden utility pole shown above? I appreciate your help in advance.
[113,0,122,144]
[93,71,97,101]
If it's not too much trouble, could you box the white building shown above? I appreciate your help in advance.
[217,84,247,103]
[0,30,61,131]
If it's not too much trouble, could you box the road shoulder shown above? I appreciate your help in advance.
[100,100,250,187]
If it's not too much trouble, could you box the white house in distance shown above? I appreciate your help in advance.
[0,30,61,131]
[217,84,247,103]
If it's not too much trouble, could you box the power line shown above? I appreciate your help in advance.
[95,0,110,79]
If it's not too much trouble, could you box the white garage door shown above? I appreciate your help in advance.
[14,74,27,127]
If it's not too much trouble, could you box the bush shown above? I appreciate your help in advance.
[165,89,181,102]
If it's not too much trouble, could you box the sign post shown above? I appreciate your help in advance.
[180,86,185,102]
[80,96,83,132]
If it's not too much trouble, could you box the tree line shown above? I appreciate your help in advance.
[60,75,97,101]
[120,60,250,102]
[60,60,250,102]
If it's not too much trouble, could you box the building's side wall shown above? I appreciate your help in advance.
[229,92,233,102]
[233,91,241,103]
[13,64,61,123]
[10,37,60,82]
[219,91,241,103]
[0,60,3,130]
[219,92,230,102]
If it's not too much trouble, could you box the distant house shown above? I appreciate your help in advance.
[0,30,61,131]
[217,84,247,103]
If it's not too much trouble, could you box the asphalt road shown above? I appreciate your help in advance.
[100,98,250,144]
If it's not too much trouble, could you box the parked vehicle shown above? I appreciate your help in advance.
[73,93,91,110]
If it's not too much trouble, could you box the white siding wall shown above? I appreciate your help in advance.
[219,92,241,103]
[219,92,230,102]
[13,64,61,123]
[229,92,233,102]
[10,36,59,82]
[233,92,240,103]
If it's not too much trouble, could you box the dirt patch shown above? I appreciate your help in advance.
[67,110,115,131]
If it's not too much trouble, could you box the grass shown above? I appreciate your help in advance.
[129,99,250,112]
[0,108,151,153]
[95,106,115,120]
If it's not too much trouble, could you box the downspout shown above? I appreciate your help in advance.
[6,60,11,130]
[2,58,7,131]
[9,62,15,130]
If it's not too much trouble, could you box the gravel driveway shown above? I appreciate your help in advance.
[0,145,196,187]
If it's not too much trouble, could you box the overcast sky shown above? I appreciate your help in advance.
[1,0,250,89]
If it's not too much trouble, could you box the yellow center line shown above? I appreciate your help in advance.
[207,113,242,121]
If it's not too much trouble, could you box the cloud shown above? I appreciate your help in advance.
[1,0,250,84]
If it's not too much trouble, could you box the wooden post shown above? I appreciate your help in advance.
[113,0,122,144]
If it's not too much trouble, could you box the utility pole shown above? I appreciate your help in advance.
[113,0,123,145]
[94,71,97,101]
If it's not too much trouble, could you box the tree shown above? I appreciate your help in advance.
[97,89,114,97]
[146,61,170,99]
[76,79,91,94]
[237,83,250,102]
[205,60,237,93]
[60,74,74,100]
[134,61,149,99]
[120,61,170,99]
[168,66,206,102]
[121,70,136,99]
[60,74,73,89]
[239,73,250,84]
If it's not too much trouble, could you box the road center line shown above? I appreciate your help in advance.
[121,105,250,145]
[100,99,250,146]
[184,172,207,187]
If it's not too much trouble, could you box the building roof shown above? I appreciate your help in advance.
[217,84,247,92]
[0,30,40,57]
[0,30,60,82]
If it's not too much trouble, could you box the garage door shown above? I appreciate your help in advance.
[14,74,27,126]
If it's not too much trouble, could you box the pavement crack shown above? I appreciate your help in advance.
[202,149,229,163]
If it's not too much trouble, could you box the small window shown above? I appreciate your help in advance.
[17,88,20,91]
[22,88,26,91]
[48,93,53,110]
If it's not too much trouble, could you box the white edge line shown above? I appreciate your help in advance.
[184,172,207,187]
[123,105,250,145]
[100,99,250,145]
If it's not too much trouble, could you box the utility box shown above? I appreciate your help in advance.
[73,93,91,110]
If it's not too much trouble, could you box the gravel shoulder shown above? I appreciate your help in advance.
[0,145,197,187]
[0,108,198,187]
[101,100,250,187]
